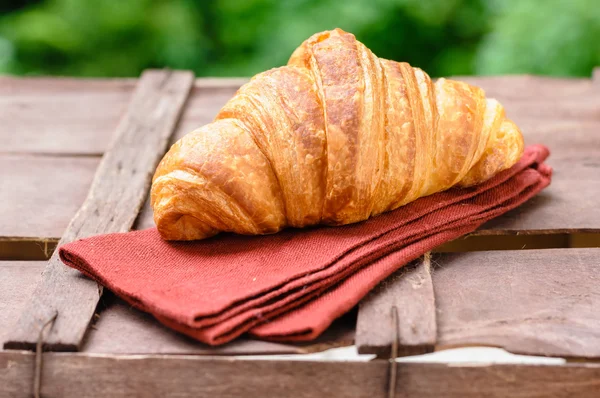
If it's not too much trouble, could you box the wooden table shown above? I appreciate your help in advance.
[1,70,600,397]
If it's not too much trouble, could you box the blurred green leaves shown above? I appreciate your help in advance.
[476,0,600,76]
[0,0,598,77]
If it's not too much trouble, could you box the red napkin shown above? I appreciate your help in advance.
[59,145,552,346]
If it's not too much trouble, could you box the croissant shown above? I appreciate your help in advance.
[151,28,524,241]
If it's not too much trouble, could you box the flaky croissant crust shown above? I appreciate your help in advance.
[151,28,524,241]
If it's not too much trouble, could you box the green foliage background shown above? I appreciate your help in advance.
[0,0,599,78]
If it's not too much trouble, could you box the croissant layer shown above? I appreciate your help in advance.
[151,29,524,241]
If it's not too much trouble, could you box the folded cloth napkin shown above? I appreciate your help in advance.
[59,145,552,346]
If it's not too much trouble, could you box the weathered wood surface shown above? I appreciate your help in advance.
[0,155,99,240]
[356,255,436,357]
[0,77,246,156]
[6,248,599,359]
[1,350,600,398]
[0,262,43,348]
[357,247,600,358]
[4,70,194,351]
[0,262,352,356]
[478,159,600,234]
[467,76,600,234]
[0,77,135,155]
[434,248,600,358]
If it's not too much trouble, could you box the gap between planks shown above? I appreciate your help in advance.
[3,69,195,351]
[3,233,600,262]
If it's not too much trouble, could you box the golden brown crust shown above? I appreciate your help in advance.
[151,28,524,241]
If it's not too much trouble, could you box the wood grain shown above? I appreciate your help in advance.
[356,255,436,357]
[0,77,245,156]
[460,75,600,159]
[478,160,600,234]
[3,70,194,352]
[0,155,99,239]
[434,248,600,358]
[0,262,44,348]
[0,77,134,155]
[1,350,600,398]
[454,75,594,99]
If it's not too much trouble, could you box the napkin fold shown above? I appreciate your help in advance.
[59,145,552,346]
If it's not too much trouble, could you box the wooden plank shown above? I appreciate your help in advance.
[1,350,600,398]
[0,78,135,155]
[433,248,600,358]
[0,86,240,242]
[3,70,194,352]
[478,160,600,234]
[0,262,351,356]
[472,76,600,236]
[0,77,243,156]
[356,255,436,357]
[0,262,44,348]
[513,119,600,161]
[456,75,593,99]
[461,76,600,159]
[0,155,99,239]
[171,85,239,143]
[460,75,600,161]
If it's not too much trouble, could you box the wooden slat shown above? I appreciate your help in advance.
[433,248,600,358]
[0,262,44,348]
[476,90,600,234]
[454,75,594,99]
[3,70,194,352]
[0,78,135,155]
[0,77,246,156]
[513,119,600,161]
[0,155,99,239]
[2,351,600,397]
[460,75,600,159]
[171,85,239,143]
[478,160,600,234]
[356,255,436,357]
[357,248,600,359]
[468,74,600,235]
[0,262,351,356]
